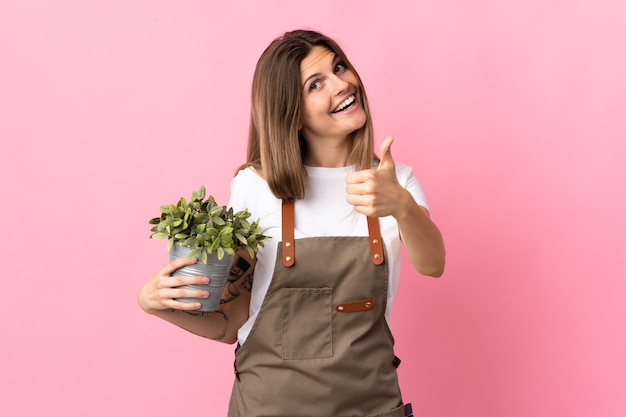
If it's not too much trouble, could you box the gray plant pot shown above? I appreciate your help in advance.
[169,242,235,312]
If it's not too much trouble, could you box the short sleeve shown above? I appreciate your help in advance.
[396,163,430,212]
[228,169,251,213]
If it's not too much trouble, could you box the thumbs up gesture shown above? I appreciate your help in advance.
[346,136,405,218]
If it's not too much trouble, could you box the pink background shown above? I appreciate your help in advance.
[1,1,624,416]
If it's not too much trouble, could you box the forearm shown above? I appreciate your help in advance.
[150,309,230,342]
[394,189,445,277]
[150,279,251,344]
[143,252,255,344]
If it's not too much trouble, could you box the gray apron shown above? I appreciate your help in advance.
[229,200,405,417]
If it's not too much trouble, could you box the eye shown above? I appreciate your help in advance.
[334,62,347,74]
[309,80,322,91]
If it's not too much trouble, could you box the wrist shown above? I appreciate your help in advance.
[137,290,159,315]
[392,188,414,221]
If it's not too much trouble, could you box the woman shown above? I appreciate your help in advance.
[138,29,445,417]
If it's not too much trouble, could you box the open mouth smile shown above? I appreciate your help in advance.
[331,95,356,113]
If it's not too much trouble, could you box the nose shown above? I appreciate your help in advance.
[330,73,349,95]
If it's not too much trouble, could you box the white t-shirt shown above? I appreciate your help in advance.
[228,164,429,345]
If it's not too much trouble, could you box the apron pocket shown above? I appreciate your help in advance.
[281,287,333,359]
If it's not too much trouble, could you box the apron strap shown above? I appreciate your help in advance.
[366,216,384,265]
[281,200,295,267]
[281,200,384,267]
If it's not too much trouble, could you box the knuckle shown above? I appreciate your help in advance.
[173,274,190,286]
[177,288,195,298]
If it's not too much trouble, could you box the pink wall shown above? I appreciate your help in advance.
[1,1,624,416]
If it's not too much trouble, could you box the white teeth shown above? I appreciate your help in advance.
[333,95,355,113]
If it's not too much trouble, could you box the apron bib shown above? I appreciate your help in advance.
[229,201,404,417]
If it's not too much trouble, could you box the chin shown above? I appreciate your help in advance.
[350,112,367,131]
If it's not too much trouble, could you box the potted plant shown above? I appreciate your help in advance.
[149,185,268,311]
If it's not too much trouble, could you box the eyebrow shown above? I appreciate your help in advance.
[301,53,340,89]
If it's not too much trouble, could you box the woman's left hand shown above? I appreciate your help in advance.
[345,135,408,218]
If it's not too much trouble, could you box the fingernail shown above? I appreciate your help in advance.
[201,277,209,284]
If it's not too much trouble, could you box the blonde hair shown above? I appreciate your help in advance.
[240,29,376,201]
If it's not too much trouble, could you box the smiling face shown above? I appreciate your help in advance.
[299,46,367,155]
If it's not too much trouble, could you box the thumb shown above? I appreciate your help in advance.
[377,135,395,170]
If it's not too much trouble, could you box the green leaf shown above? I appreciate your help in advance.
[171,227,185,235]
[217,247,225,260]
[221,236,233,247]
[209,205,224,217]
[210,238,221,253]
[195,213,209,223]
[219,226,234,236]
[234,233,247,245]
[235,210,251,219]
[169,204,181,217]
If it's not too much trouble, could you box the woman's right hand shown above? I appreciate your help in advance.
[137,257,210,314]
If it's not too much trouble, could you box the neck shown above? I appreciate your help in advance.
[303,136,352,167]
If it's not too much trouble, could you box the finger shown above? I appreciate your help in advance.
[153,285,210,311]
[377,135,395,170]
[162,299,205,311]
[350,203,374,217]
[158,256,198,276]
[346,182,375,196]
[164,274,210,289]
[346,193,373,207]
[161,286,209,301]
[345,169,375,185]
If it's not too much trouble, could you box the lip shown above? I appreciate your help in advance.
[331,91,358,114]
